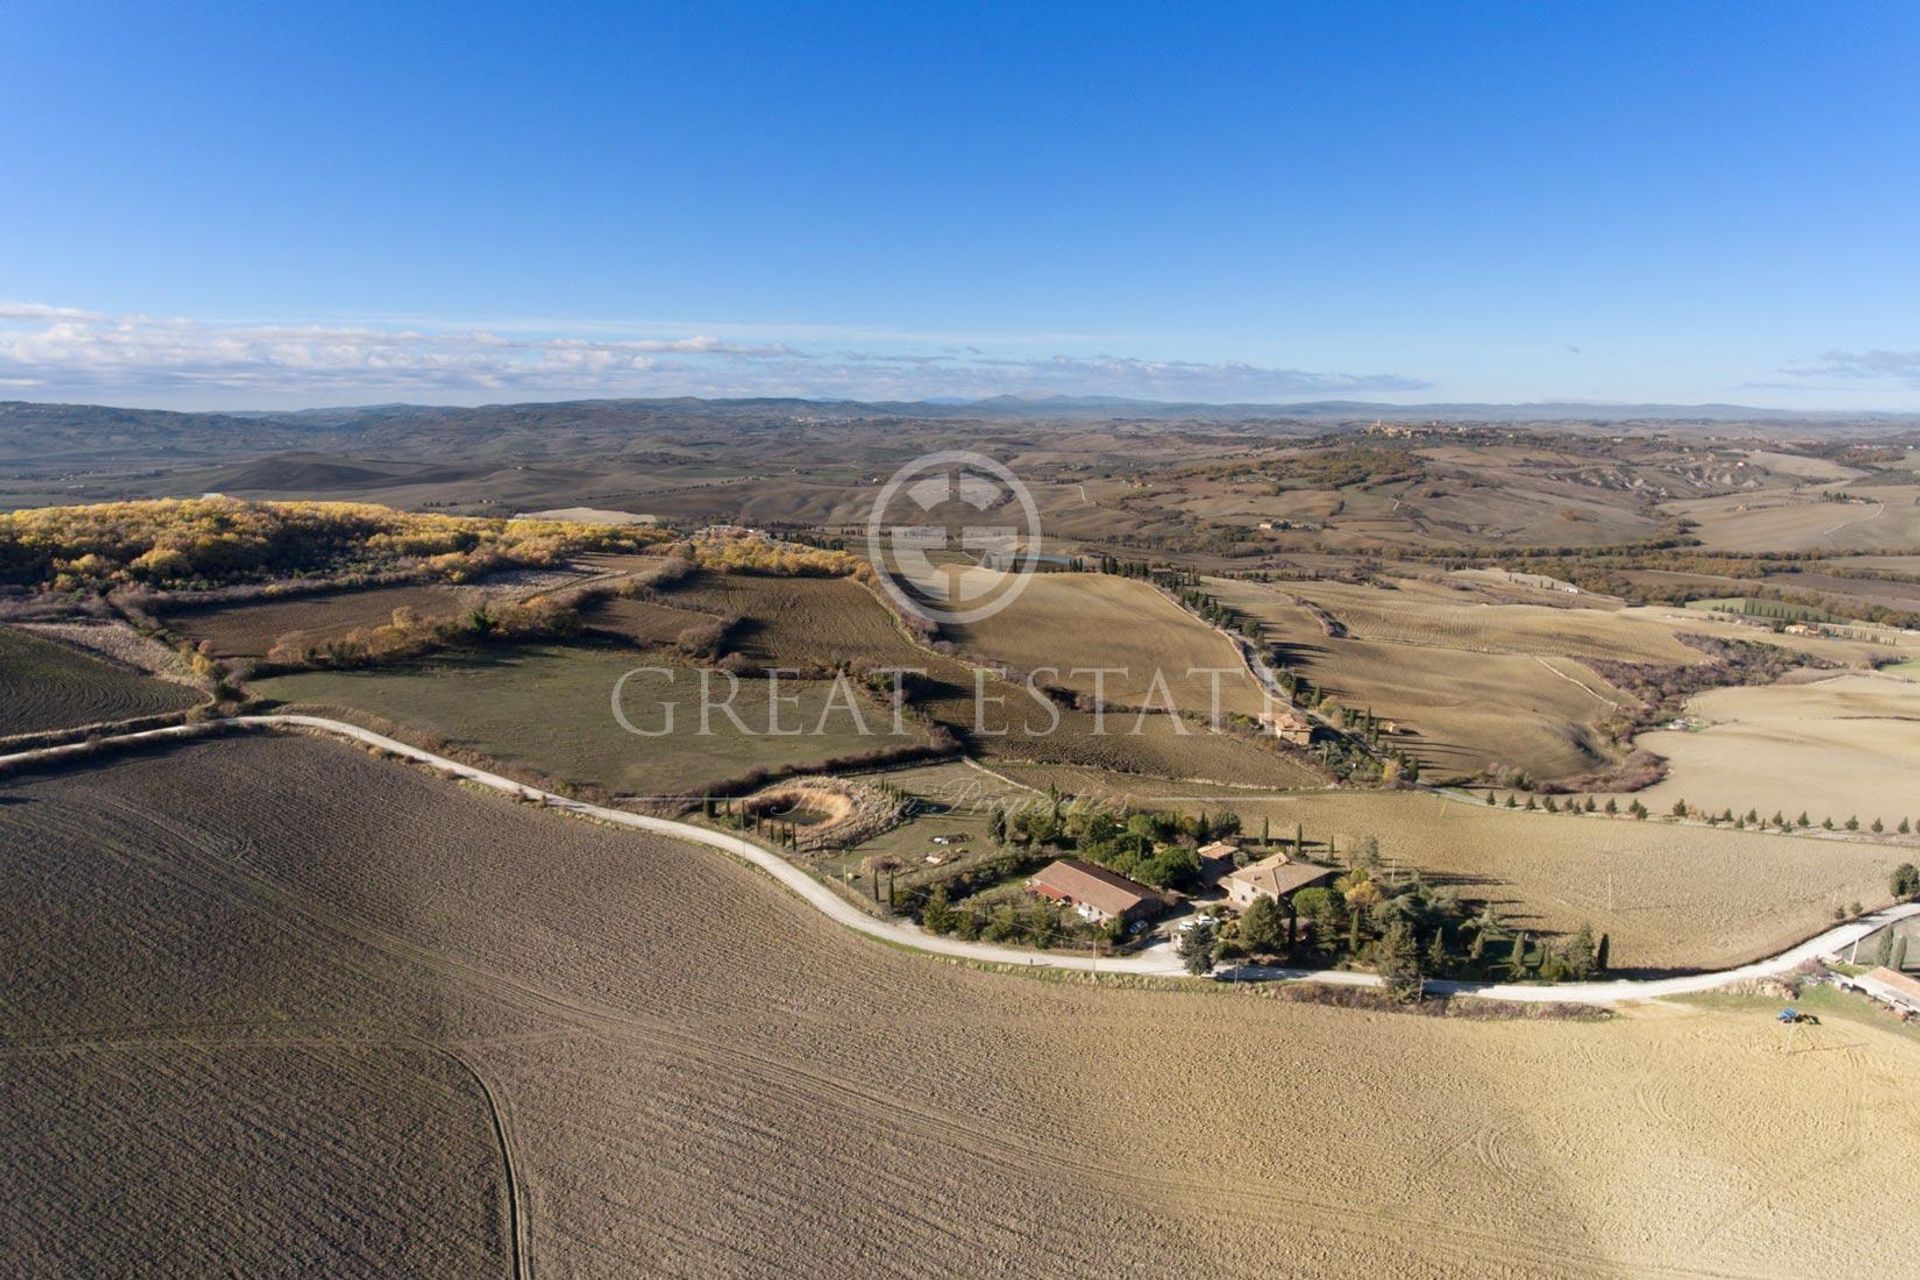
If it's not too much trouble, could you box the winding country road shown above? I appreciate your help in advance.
[4,714,1915,1004]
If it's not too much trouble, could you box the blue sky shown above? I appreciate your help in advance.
[3,1,1918,409]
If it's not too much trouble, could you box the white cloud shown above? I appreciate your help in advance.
[0,301,109,323]
[1783,349,1920,387]
[0,301,1428,407]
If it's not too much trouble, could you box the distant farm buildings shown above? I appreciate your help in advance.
[1259,706,1316,745]
[1028,859,1162,926]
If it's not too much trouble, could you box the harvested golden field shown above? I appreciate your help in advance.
[167,582,481,658]
[971,707,1323,787]
[580,594,719,647]
[943,573,1268,715]
[1830,553,1920,575]
[919,671,1324,787]
[1615,604,1920,669]
[1207,580,1634,781]
[1669,487,1920,553]
[0,626,203,737]
[6,733,1919,1277]
[990,765,1903,972]
[1628,673,1920,825]
[663,572,929,670]
[251,643,928,798]
[1228,575,1703,665]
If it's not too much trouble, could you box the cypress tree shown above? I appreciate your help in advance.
[1377,921,1424,1003]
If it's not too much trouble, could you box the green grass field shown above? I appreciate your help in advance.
[250,642,929,797]
[1683,596,1842,624]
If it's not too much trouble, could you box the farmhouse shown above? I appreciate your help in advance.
[1028,859,1162,925]
[1259,706,1316,746]
[1220,852,1335,910]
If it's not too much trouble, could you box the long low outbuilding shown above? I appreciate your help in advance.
[1029,858,1163,926]
[1848,966,1920,1017]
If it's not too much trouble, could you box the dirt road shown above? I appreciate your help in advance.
[4,714,1914,1004]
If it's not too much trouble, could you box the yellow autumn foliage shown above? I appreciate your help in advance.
[0,497,670,591]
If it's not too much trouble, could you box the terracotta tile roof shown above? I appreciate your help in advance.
[1030,858,1157,916]
[1225,852,1335,898]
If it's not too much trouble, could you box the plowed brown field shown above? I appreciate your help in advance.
[5,733,1918,1277]
[0,627,204,737]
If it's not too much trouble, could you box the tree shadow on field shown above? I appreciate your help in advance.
[1267,639,1329,669]
[1419,870,1512,892]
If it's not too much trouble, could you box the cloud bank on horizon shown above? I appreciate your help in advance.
[0,302,1432,409]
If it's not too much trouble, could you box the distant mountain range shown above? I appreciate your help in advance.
[10,393,1919,430]
[944,394,1920,423]
[3,394,1916,476]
